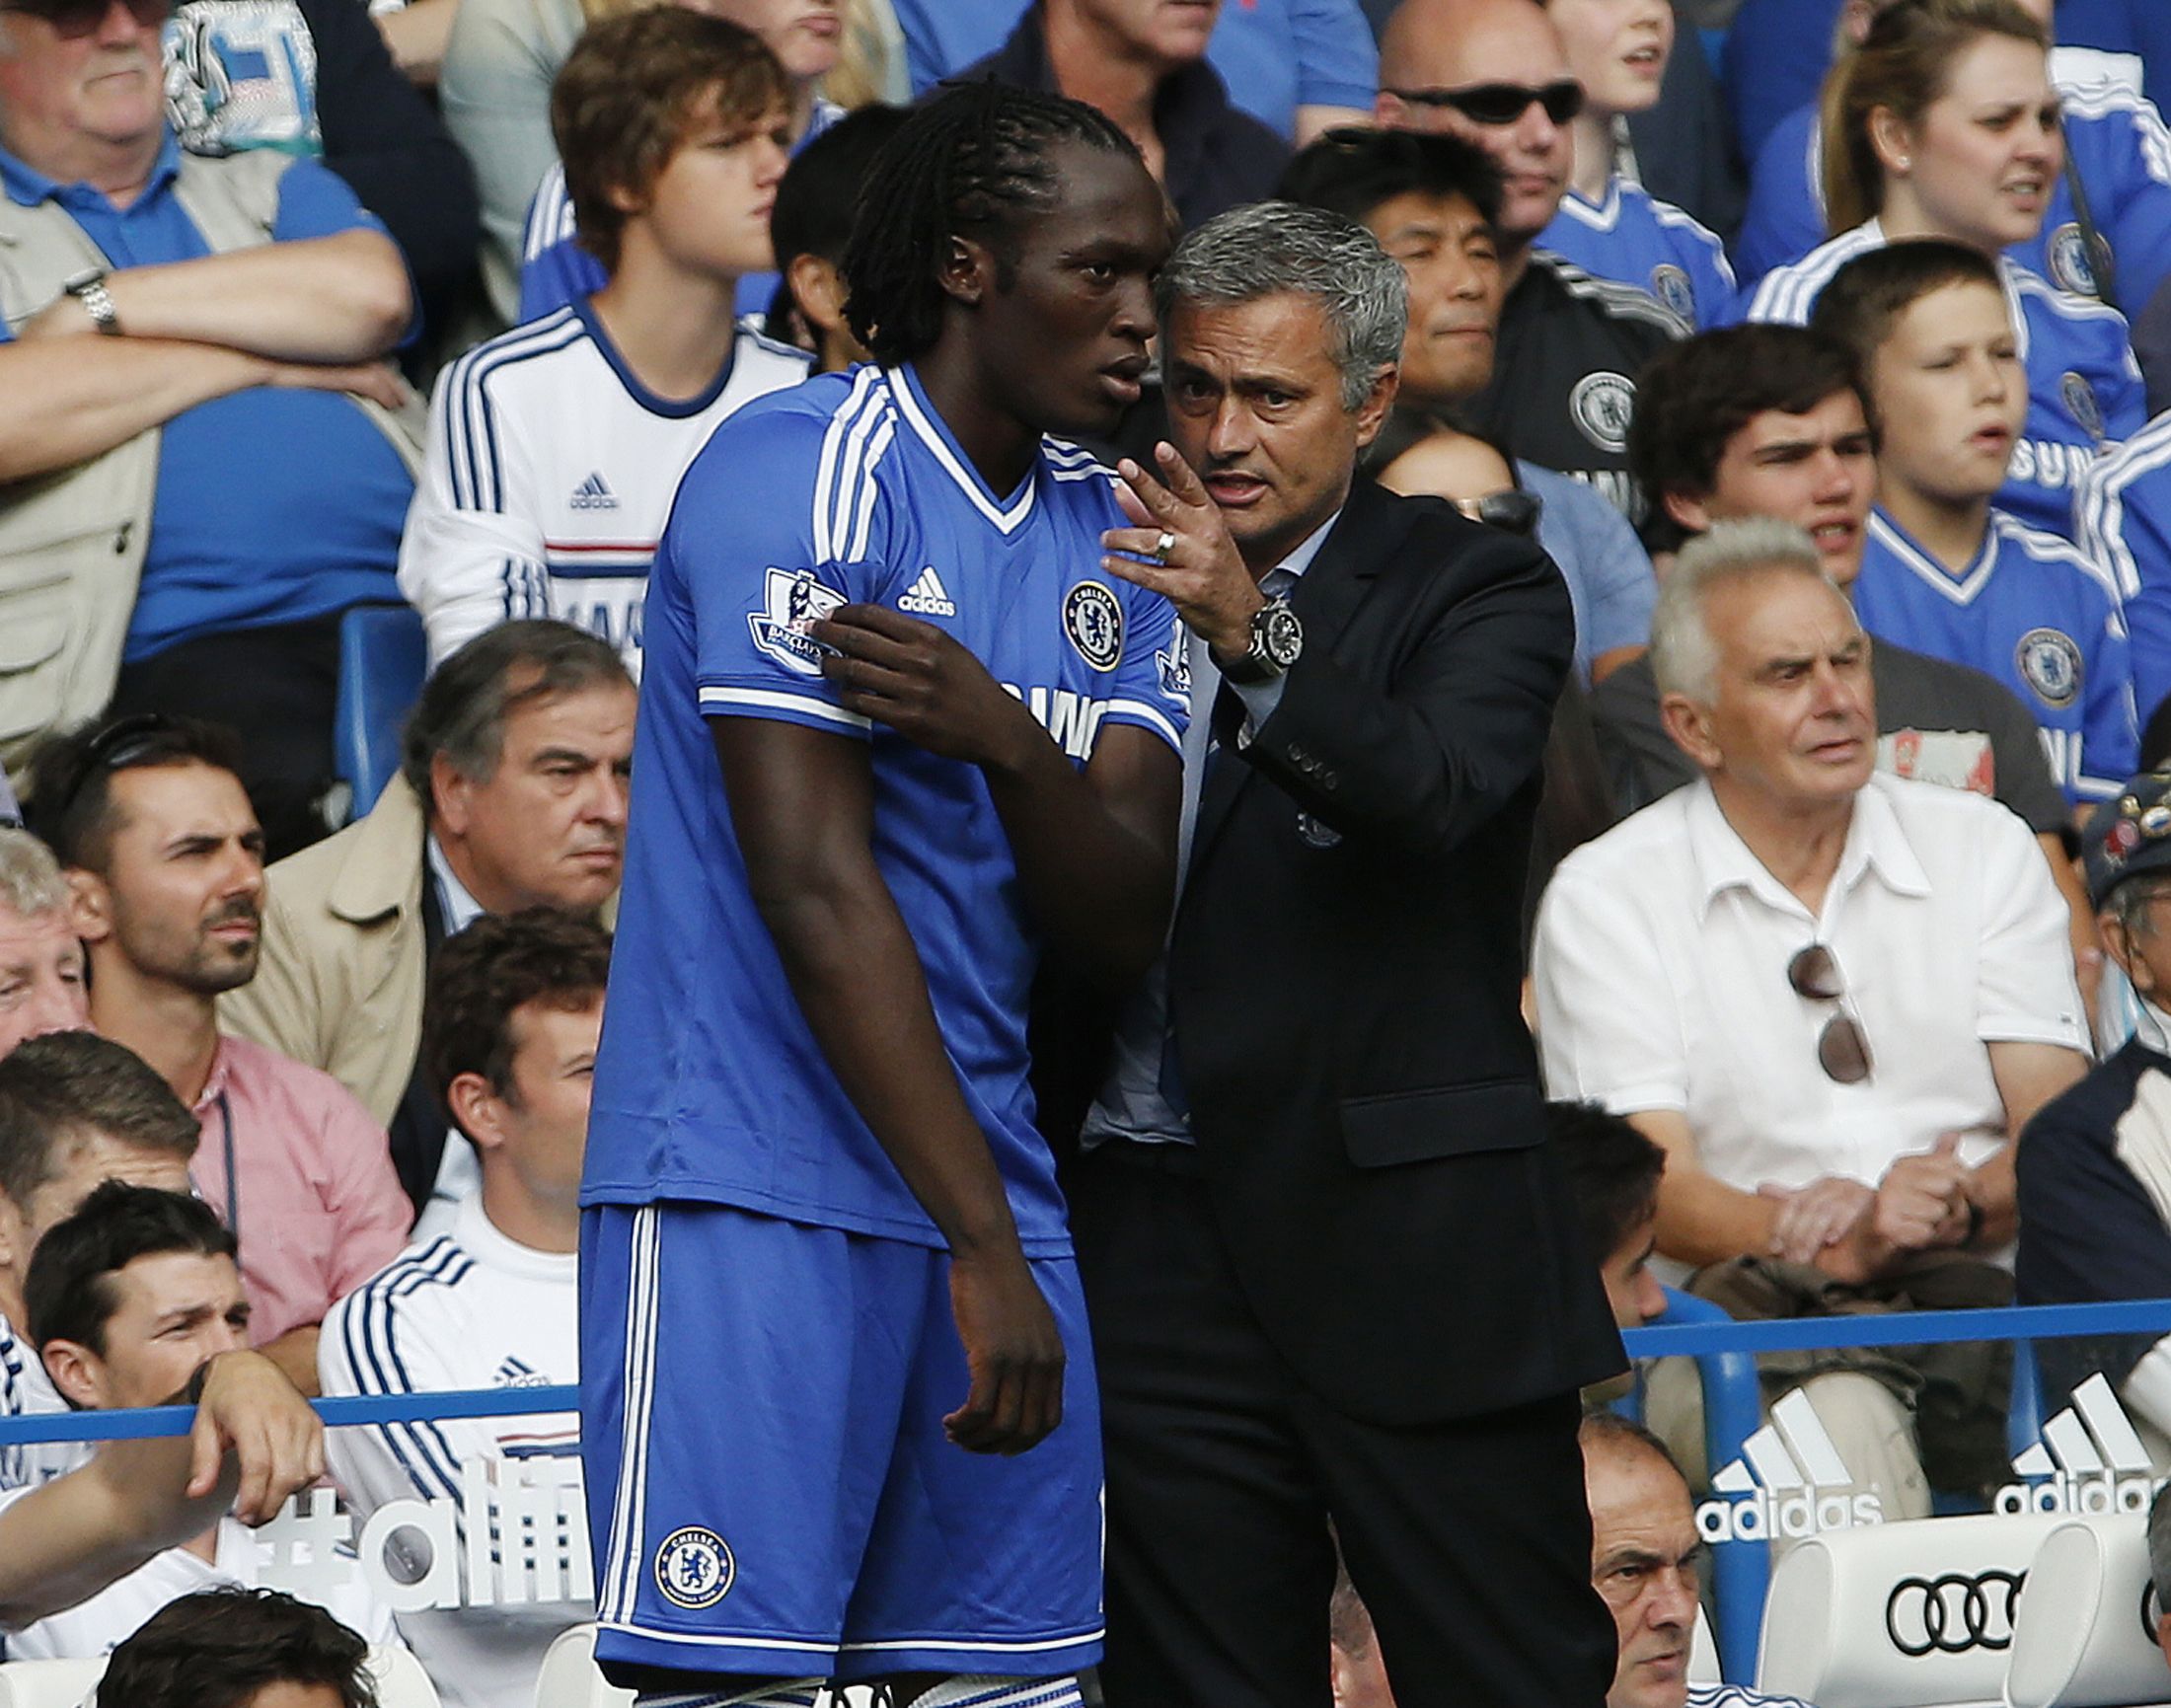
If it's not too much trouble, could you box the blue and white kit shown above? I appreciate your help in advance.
[1740,220,2145,539]
[1537,176,1737,329]
[1853,507,2137,805]
[397,299,810,679]
[2078,410,2171,723]
[579,361,1189,1684]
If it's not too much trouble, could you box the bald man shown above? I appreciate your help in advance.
[1376,0,1686,533]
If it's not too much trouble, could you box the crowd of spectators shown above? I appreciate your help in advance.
[9,0,2171,1700]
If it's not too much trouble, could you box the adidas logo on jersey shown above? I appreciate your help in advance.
[898,566,957,618]
[1994,1373,2165,1515]
[1694,1388,1883,1542]
[569,472,619,511]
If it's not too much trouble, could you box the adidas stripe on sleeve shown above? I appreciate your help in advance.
[683,367,892,738]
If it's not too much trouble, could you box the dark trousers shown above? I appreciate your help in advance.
[1068,1148,1615,1708]
[109,613,343,862]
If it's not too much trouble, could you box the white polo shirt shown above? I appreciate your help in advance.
[1532,772,2087,1196]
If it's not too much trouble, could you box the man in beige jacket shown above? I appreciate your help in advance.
[222,619,631,1220]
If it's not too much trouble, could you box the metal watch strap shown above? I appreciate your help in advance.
[64,269,120,335]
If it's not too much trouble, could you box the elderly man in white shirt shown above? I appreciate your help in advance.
[1534,518,2091,1517]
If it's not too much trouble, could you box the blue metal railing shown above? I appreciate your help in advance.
[3,1300,2169,1686]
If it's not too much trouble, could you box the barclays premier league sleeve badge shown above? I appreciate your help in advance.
[748,568,849,675]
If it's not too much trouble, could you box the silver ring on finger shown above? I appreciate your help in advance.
[1152,529,1177,565]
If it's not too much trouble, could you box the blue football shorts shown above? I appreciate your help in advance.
[580,1202,1103,1681]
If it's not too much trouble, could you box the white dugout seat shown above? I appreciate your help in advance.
[1756,1513,2063,1708]
[2007,1513,2171,1708]
[0,1644,437,1706]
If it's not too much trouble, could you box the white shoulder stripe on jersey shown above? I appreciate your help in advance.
[442,309,587,513]
[827,387,891,562]
[2079,412,2171,600]
[1103,699,1183,750]
[700,686,872,730]
[843,412,897,562]
[811,368,885,563]
[1992,508,2126,604]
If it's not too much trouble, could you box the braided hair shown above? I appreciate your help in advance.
[843,79,1142,366]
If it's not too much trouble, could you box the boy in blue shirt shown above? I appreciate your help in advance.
[578,82,1186,1708]
[1813,241,2137,810]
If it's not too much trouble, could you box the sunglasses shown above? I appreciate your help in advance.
[0,0,167,37]
[1787,944,1873,1085]
[54,711,186,818]
[1385,80,1585,127]
[1452,489,1542,537]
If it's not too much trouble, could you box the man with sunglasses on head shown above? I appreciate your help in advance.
[1376,0,1687,533]
[0,0,415,856]
[28,713,411,1396]
[1532,517,2091,1521]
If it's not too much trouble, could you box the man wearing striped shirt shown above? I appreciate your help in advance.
[318,909,609,1708]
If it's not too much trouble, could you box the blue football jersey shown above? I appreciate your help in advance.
[2077,410,2171,723]
[582,364,1188,1254]
[1734,80,2171,315]
[1537,176,1737,329]
[1854,508,2137,803]
[1743,222,2145,538]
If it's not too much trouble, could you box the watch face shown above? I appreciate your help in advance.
[1260,604,1304,669]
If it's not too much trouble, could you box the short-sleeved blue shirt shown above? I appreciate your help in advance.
[583,363,1188,1254]
[1854,507,2138,804]
[0,131,412,660]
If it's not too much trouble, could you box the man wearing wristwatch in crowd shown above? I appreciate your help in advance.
[1066,202,1621,1707]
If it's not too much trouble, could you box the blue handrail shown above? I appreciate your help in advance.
[3,1299,2166,1688]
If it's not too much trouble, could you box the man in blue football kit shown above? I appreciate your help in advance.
[577,84,1185,1708]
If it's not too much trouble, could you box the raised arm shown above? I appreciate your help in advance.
[0,1348,321,1628]
[714,716,1064,1454]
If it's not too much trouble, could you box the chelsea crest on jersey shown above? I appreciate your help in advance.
[585,362,1188,1252]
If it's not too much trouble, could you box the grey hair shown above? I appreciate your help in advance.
[0,829,66,922]
[2107,869,2171,941]
[399,619,631,811]
[1156,200,1407,410]
[1649,518,1842,703]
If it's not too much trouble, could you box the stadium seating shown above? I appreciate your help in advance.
[1756,1512,2063,1708]
[334,603,429,821]
[2006,1514,2169,1708]
[0,1644,440,1706]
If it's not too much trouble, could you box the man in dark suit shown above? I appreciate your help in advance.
[1077,200,1624,1708]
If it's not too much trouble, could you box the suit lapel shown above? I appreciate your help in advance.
[1185,482,1404,872]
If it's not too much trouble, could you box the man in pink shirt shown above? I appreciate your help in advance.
[29,715,412,1395]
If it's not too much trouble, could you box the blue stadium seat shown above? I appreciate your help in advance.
[334,604,427,822]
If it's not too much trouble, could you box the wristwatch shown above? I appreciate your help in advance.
[62,266,120,335]
[1216,596,1304,685]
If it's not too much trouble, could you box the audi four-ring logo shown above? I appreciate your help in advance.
[1884,1572,2026,1655]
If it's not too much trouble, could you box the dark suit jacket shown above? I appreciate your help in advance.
[1166,478,1623,1428]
